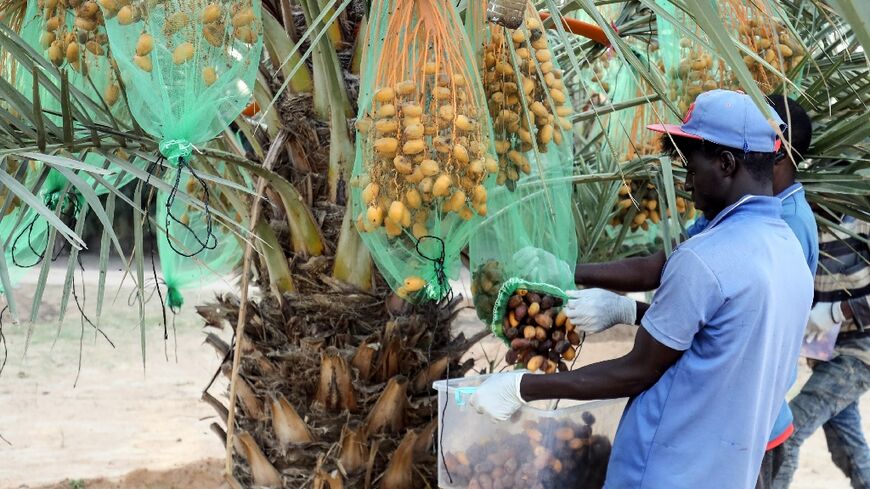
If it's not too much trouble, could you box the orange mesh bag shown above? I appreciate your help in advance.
[351,0,497,301]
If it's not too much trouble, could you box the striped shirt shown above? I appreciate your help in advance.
[815,216,870,365]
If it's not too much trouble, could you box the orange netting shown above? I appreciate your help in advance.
[351,0,497,300]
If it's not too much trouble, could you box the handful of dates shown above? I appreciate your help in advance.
[502,289,581,373]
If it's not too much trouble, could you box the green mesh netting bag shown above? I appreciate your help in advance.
[470,172,578,333]
[99,0,262,167]
[654,1,736,116]
[463,0,577,327]
[350,0,498,302]
[15,0,144,195]
[597,54,698,243]
[99,0,262,266]
[1,160,47,292]
[465,0,575,190]
[655,0,805,115]
[18,0,123,120]
[155,163,246,310]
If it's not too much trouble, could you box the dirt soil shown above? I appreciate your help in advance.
[1,267,866,489]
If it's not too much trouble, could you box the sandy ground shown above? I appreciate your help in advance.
[0,266,866,489]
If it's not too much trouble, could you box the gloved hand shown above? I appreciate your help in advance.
[512,247,573,285]
[565,288,637,333]
[469,370,528,421]
[805,301,844,343]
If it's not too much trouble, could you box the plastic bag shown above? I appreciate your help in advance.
[99,0,262,165]
[155,164,246,309]
[464,0,577,325]
[351,0,497,301]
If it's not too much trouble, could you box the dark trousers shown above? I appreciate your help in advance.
[773,335,870,489]
[756,444,786,489]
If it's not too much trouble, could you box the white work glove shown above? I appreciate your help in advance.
[805,301,844,343]
[468,370,528,421]
[565,288,637,333]
[512,247,573,285]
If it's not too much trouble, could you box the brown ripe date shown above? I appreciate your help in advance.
[541,295,555,309]
[567,330,581,346]
[514,303,528,321]
[534,312,553,329]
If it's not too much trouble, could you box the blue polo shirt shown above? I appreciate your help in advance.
[605,196,814,489]
[686,183,817,274]
[683,183,818,449]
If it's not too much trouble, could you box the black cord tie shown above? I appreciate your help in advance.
[0,305,8,378]
[10,186,83,269]
[145,157,170,342]
[164,154,218,257]
[414,235,453,305]
[414,235,457,483]
[50,192,83,263]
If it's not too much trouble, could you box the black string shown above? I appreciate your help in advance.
[10,187,84,269]
[164,155,218,257]
[51,193,83,263]
[0,305,8,378]
[71,263,113,348]
[413,235,455,483]
[0,304,8,446]
[145,158,170,342]
[414,235,453,305]
[10,215,48,268]
[10,192,58,268]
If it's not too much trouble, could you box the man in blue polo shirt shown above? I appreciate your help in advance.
[563,95,818,488]
[469,90,815,489]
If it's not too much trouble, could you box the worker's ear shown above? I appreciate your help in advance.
[718,150,737,178]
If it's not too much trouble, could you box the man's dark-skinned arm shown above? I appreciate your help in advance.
[469,247,719,422]
[521,326,682,401]
[574,251,667,292]
[466,326,685,421]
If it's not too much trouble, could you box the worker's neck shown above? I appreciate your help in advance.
[703,181,775,220]
[772,173,797,195]
[715,180,774,217]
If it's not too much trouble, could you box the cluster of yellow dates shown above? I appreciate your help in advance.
[480,9,573,190]
[355,73,495,242]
